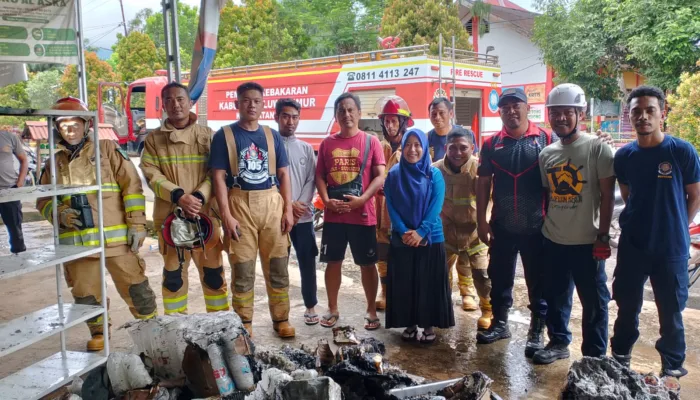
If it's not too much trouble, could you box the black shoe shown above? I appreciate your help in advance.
[612,352,632,368]
[532,342,570,365]
[476,320,511,344]
[524,314,545,358]
[662,367,688,378]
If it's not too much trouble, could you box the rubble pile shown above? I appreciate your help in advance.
[388,372,496,400]
[561,357,681,400]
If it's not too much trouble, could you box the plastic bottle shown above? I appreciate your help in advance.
[223,336,256,391]
[206,343,235,396]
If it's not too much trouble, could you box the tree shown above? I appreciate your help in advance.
[380,0,472,55]
[667,61,700,152]
[128,8,155,34]
[0,81,29,127]
[533,0,700,100]
[59,51,118,110]
[113,31,164,82]
[215,0,309,68]
[26,70,62,109]
[278,0,384,57]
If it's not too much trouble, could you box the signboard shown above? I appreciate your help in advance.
[528,104,545,123]
[524,84,546,104]
[0,0,78,64]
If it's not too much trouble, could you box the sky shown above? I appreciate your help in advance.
[85,0,538,50]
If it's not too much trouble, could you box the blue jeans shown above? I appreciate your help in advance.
[543,239,610,357]
[0,200,25,254]
[611,235,688,370]
[487,224,547,321]
[289,222,319,309]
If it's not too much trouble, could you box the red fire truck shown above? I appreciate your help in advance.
[98,45,503,152]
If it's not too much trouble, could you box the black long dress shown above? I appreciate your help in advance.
[385,238,455,329]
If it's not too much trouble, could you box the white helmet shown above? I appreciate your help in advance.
[546,83,587,109]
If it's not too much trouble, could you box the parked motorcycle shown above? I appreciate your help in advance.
[313,193,324,232]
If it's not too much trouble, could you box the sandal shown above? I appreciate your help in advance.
[320,313,339,328]
[364,316,381,331]
[419,331,437,344]
[304,312,319,326]
[401,327,418,341]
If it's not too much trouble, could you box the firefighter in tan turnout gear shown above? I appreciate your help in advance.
[140,82,228,315]
[433,128,493,330]
[374,96,412,310]
[37,97,157,352]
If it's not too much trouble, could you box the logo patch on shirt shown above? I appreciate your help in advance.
[546,159,587,206]
[238,143,269,185]
[658,162,673,178]
[494,143,504,151]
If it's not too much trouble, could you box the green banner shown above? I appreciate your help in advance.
[0,26,27,40]
[0,43,30,57]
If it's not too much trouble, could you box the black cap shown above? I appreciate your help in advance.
[497,87,528,107]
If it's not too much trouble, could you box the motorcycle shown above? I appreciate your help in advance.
[313,193,324,232]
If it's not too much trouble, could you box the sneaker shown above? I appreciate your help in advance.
[612,352,631,368]
[532,342,570,365]
[662,367,688,378]
[476,320,511,344]
[525,314,545,358]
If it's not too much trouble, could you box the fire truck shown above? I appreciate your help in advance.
[98,45,503,152]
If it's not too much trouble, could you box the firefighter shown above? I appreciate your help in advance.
[37,97,157,352]
[433,129,492,329]
[374,95,413,310]
[140,82,228,315]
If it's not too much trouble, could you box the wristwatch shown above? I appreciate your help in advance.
[597,233,611,244]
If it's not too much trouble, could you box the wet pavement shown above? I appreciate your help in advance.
[0,220,699,398]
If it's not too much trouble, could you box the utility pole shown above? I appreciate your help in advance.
[119,0,128,36]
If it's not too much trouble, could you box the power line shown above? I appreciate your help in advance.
[87,23,123,45]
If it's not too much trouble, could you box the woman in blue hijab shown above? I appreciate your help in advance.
[384,128,454,343]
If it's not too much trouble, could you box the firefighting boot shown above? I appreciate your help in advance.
[376,284,387,311]
[87,335,105,352]
[273,321,296,338]
[477,297,493,330]
[525,314,546,358]
[243,322,253,338]
[462,295,478,311]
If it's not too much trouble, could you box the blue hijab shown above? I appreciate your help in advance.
[387,129,433,230]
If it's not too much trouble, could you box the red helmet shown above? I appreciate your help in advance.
[375,96,414,127]
[161,208,220,252]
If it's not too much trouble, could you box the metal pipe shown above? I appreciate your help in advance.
[170,0,181,81]
[48,116,66,357]
[438,34,443,93]
[452,35,457,125]
[162,0,172,82]
[93,112,109,357]
[75,0,88,104]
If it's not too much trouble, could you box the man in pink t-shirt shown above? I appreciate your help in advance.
[315,92,386,330]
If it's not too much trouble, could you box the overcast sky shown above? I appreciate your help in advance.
[84,0,537,50]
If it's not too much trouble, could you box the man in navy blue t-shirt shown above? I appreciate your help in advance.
[210,81,296,339]
[427,97,478,161]
[611,86,700,378]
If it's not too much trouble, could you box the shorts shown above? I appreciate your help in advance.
[320,222,378,266]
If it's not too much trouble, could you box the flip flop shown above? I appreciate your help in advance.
[401,327,418,341]
[304,312,319,326]
[364,316,381,331]
[419,331,436,344]
[320,313,339,328]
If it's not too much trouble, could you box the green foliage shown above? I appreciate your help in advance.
[278,0,384,57]
[380,0,472,55]
[113,31,164,82]
[0,80,29,127]
[26,70,62,109]
[667,61,700,152]
[215,0,309,68]
[533,0,700,101]
[59,52,118,110]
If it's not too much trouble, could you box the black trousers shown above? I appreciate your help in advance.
[0,200,25,253]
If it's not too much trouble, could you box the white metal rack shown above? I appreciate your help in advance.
[0,108,109,399]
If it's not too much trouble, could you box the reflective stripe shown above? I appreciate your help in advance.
[41,200,54,221]
[156,154,207,165]
[141,153,159,166]
[87,315,104,326]
[152,178,166,198]
[459,276,474,284]
[163,294,188,314]
[467,243,488,256]
[268,293,289,300]
[58,224,128,246]
[123,194,146,212]
[450,196,476,206]
[204,293,229,310]
[232,293,254,304]
[137,311,157,320]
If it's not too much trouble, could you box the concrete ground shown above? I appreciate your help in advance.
[1,218,700,399]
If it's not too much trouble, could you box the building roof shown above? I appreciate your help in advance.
[22,121,119,141]
[482,0,528,11]
[460,0,538,37]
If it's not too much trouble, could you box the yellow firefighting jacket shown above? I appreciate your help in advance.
[36,137,147,257]
[139,113,214,229]
[376,140,402,244]
[433,156,488,254]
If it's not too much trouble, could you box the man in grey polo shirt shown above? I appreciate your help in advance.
[275,98,319,325]
[0,130,28,253]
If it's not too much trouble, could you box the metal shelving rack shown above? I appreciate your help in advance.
[0,108,109,400]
